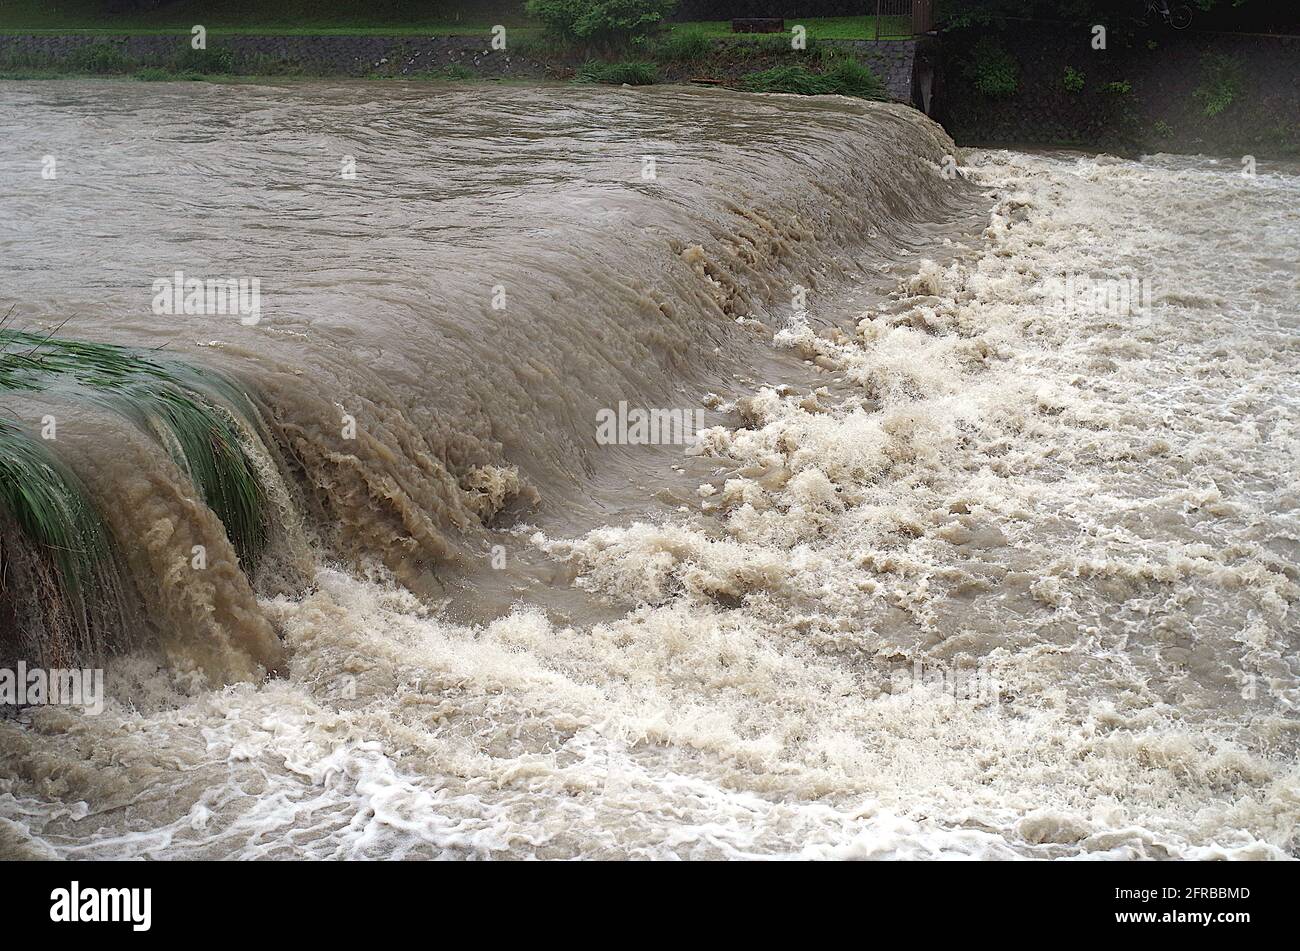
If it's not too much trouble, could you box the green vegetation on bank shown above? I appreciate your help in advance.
[0,25,893,99]
[1193,53,1243,117]
[965,36,1019,97]
[741,54,888,100]
[528,0,674,44]
[576,59,657,85]
[0,0,904,41]
[667,16,910,40]
[0,0,530,34]
[0,39,237,79]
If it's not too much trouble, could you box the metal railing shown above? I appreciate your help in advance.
[875,0,935,38]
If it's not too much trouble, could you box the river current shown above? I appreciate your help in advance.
[0,80,1296,859]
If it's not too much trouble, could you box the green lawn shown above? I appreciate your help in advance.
[0,1,908,40]
[0,0,529,34]
[670,17,913,41]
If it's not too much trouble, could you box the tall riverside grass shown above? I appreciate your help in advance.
[741,57,888,100]
[0,417,119,664]
[0,330,270,572]
[575,60,657,85]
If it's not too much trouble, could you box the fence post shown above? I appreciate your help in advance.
[915,0,934,35]
[876,0,883,41]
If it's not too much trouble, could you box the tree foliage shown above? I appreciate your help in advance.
[527,0,678,44]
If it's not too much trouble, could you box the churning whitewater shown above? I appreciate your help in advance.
[0,81,1297,859]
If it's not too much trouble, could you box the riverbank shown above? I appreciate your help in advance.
[0,30,920,102]
[5,20,1297,159]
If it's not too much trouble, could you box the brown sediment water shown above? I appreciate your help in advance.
[0,81,1296,859]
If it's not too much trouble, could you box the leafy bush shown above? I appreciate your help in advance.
[741,58,887,100]
[1193,54,1242,117]
[575,60,657,84]
[1062,65,1085,93]
[71,43,134,74]
[175,45,234,74]
[965,37,1018,98]
[1104,79,1131,95]
[527,0,677,45]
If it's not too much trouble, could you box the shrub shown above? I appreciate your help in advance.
[965,37,1018,98]
[1193,54,1242,117]
[70,43,134,74]
[1062,66,1085,93]
[175,45,234,74]
[575,60,657,84]
[1104,80,1131,95]
[527,0,677,45]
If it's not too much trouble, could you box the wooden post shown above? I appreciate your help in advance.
[913,0,934,35]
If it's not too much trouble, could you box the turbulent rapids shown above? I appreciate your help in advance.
[0,80,1297,859]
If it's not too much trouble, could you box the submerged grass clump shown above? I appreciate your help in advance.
[0,329,269,572]
[0,418,117,664]
[0,419,110,593]
[0,418,109,587]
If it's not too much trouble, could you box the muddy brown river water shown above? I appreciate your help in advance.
[0,80,1296,859]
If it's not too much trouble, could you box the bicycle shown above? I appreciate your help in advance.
[1142,0,1193,30]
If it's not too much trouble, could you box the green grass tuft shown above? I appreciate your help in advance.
[135,66,207,81]
[69,41,134,73]
[575,60,656,85]
[740,56,887,100]
[0,330,269,571]
[0,417,124,665]
[822,56,889,100]
[652,27,711,62]
[174,45,235,74]
[741,63,828,95]
[0,418,110,598]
